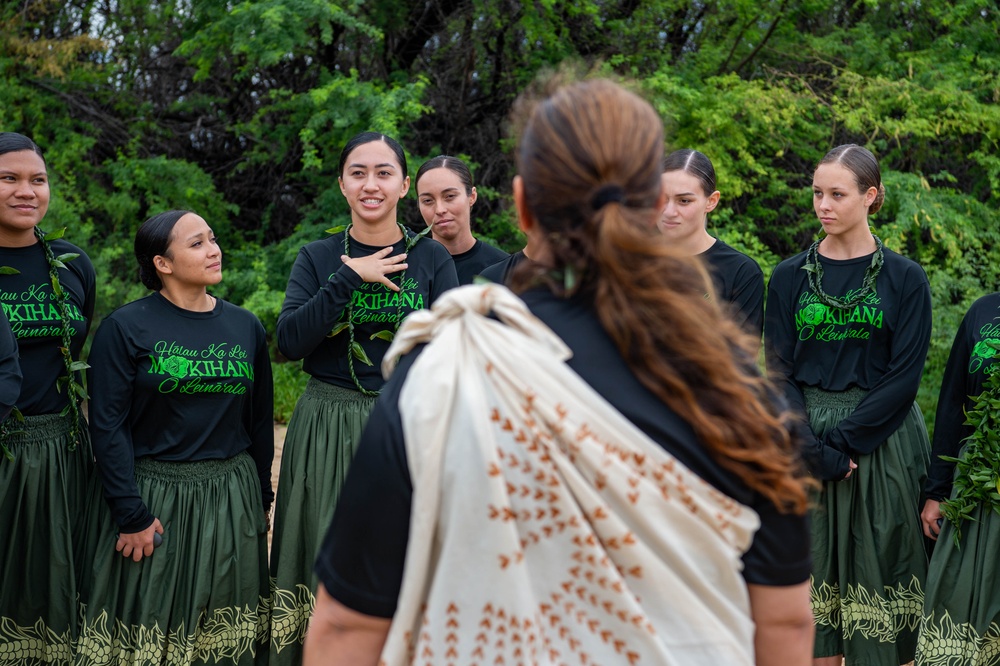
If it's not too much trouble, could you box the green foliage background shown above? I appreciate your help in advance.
[2,0,997,427]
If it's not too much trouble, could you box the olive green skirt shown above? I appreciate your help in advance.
[75,453,269,665]
[0,413,92,666]
[915,495,1000,664]
[268,379,376,665]
[806,386,930,665]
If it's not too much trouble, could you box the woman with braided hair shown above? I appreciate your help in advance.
[764,144,932,665]
[0,132,96,661]
[305,78,814,666]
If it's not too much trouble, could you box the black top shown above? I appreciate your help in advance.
[88,293,274,533]
[0,239,95,415]
[926,293,1000,501]
[276,231,458,392]
[701,239,765,338]
[479,250,527,285]
[764,246,931,480]
[315,288,812,618]
[0,308,21,422]
[451,239,509,285]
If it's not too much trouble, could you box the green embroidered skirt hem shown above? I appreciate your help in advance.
[805,386,930,665]
[75,452,270,666]
[268,378,377,666]
[915,497,1000,664]
[0,413,92,666]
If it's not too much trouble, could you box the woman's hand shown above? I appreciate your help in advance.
[116,518,164,562]
[921,499,943,541]
[340,247,408,292]
[842,458,858,480]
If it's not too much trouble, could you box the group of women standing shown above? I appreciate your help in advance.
[0,73,997,666]
[660,140,999,665]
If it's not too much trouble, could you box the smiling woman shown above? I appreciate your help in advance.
[269,131,458,665]
[77,209,275,665]
[0,131,96,661]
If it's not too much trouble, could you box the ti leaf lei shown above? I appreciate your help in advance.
[0,227,89,461]
[802,233,885,310]
[324,221,431,397]
[940,341,1000,544]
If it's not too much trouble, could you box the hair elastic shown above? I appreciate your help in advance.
[591,184,625,209]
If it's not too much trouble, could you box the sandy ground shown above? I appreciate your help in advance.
[268,423,287,552]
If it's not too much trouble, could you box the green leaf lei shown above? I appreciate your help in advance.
[325,222,430,397]
[940,342,1000,544]
[802,233,885,310]
[0,227,89,461]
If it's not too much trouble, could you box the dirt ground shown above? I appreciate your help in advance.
[268,423,287,552]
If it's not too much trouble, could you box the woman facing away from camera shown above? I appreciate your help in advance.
[415,155,508,285]
[303,78,814,666]
[269,132,458,664]
[660,148,765,337]
[764,144,931,665]
[0,131,96,662]
[76,210,274,664]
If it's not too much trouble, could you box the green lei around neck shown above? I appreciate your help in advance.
[0,227,89,461]
[940,342,1000,544]
[325,221,430,397]
[802,233,885,310]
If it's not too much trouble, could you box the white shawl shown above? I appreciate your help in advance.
[378,284,760,665]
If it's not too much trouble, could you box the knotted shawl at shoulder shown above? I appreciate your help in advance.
[380,284,760,666]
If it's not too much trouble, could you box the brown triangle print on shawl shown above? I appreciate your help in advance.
[379,284,761,666]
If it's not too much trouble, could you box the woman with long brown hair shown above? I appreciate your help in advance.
[304,78,814,666]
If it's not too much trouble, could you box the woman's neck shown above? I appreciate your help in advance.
[0,227,39,248]
[818,227,876,260]
[436,231,476,256]
[349,218,405,246]
[680,229,717,256]
[159,285,215,312]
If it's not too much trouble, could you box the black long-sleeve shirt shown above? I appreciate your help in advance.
[0,308,20,422]
[451,239,508,285]
[276,230,458,392]
[88,293,274,533]
[764,246,931,480]
[0,238,95,415]
[701,239,765,338]
[925,293,1000,501]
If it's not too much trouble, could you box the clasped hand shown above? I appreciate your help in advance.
[116,518,164,562]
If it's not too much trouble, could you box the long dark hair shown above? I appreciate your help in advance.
[0,132,45,162]
[134,210,191,290]
[663,148,716,195]
[415,155,474,195]
[337,132,408,176]
[511,78,808,513]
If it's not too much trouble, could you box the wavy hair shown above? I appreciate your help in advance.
[510,77,808,513]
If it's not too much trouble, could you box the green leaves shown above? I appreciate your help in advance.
[327,322,350,337]
[350,341,373,366]
[941,368,1000,544]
